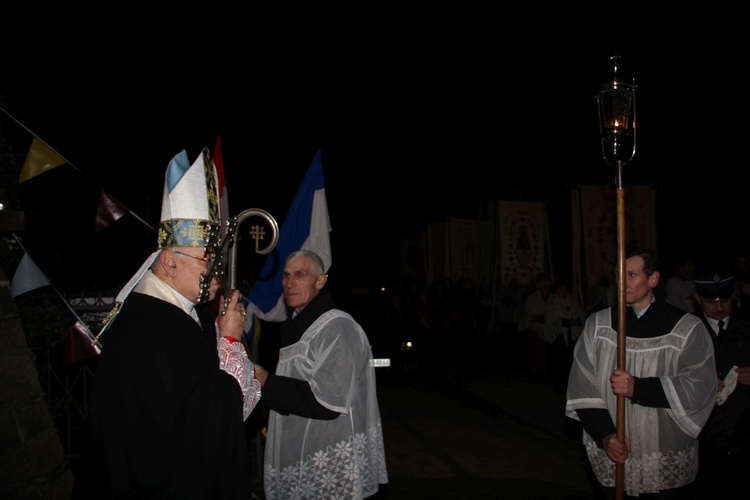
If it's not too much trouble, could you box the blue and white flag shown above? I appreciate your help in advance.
[245,149,332,328]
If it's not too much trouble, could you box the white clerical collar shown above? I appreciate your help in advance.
[629,296,655,318]
[635,306,648,318]
[164,283,199,321]
[164,283,196,309]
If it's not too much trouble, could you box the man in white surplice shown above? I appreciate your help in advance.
[566,246,716,498]
[253,250,388,499]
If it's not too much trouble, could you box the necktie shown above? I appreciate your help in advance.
[717,319,725,336]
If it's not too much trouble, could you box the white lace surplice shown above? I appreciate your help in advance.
[565,309,716,496]
[264,310,388,500]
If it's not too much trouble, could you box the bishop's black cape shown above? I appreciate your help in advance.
[73,292,252,499]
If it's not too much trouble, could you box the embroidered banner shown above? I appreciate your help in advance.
[446,217,492,291]
[498,201,551,289]
[422,218,492,291]
[576,184,657,289]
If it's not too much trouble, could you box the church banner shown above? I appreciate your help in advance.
[575,184,657,290]
[498,201,551,289]
[446,217,492,290]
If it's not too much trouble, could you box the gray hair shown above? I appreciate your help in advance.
[286,250,325,274]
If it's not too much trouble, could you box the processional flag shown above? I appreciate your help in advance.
[244,149,332,334]
[95,190,130,233]
[11,252,51,298]
[19,137,67,183]
[214,137,230,238]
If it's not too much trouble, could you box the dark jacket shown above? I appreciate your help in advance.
[260,290,341,419]
[699,310,750,456]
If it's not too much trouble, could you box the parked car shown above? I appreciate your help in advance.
[342,284,419,384]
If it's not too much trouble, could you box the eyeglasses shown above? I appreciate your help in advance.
[170,250,214,267]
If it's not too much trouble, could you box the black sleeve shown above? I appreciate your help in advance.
[576,408,616,448]
[630,376,670,408]
[260,373,340,420]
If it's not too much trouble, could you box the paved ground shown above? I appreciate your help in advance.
[372,331,599,499]
[378,381,596,499]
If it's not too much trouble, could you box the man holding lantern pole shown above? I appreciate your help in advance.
[565,246,716,499]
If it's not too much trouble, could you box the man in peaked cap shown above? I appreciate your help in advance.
[692,270,750,497]
[74,148,261,499]
[694,271,735,303]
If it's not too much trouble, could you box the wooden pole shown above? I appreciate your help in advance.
[615,160,626,500]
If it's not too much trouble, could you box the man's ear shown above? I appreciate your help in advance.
[158,250,179,277]
[317,273,328,290]
[649,271,660,287]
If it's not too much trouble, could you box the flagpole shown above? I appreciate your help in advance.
[125,211,156,232]
[614,164,626,500]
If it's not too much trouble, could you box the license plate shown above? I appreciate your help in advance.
[371,358,391,368]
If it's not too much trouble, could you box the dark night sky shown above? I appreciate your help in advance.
[2,27,747,294]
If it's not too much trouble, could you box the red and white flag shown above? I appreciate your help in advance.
[213,136,230,235]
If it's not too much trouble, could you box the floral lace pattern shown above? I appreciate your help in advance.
[584,432,698,495]
[217,337,261,421]
[567,308,716,496]
[264,423,387,499]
